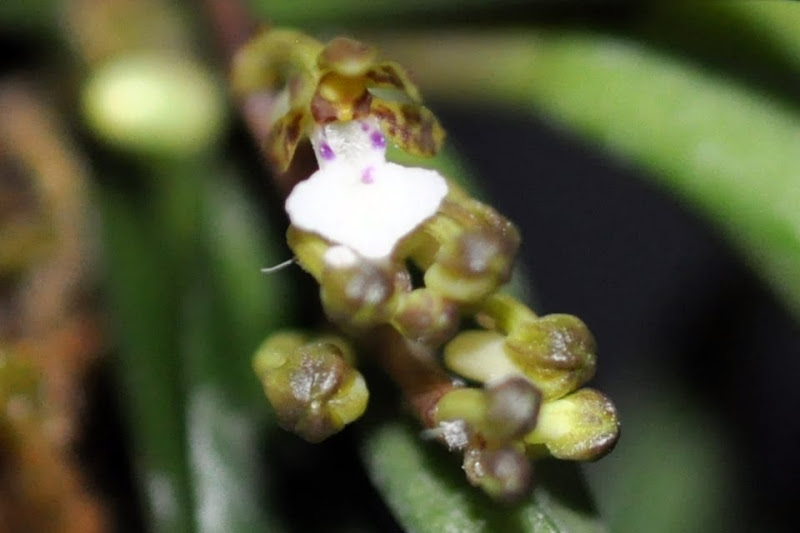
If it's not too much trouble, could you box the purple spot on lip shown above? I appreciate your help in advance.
[370,131,386,149]
[361,167,375,184]
[361,122,370,132]
[320,143,335,160]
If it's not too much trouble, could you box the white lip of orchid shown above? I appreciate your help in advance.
[285,117,448,260]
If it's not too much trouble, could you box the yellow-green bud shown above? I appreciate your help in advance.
[319,254,400,328]
[82,53,225,157]
[418,196,519,304]
[524,388,619,461]
[253,332,368,443]
[504,314,596,400]
[424,231,512,303]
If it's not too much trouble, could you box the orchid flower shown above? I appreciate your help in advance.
[285,117,448,260]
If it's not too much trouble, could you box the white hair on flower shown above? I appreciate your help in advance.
[285,117,448,260]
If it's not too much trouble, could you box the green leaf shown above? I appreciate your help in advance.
[248,0,528,27]
[0,0,56,30]
[178,165,296,532]
[172,162,293,532]
[199,166,296,405]
[95,182,194,533]
[373,23,800,321]
[585,391,735,533]
[179,273,283,533]
[361,419,605,533]
[97,157,294,532]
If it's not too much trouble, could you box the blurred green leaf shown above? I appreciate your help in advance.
[199,167,295,405]
[249,0,527,27]
[180,273,282,533]
[96,182,194,533]
[585,391,735,533]
[97,156,293,532]
[0,0,56,30]
[375,24,800,321]
[180,165,296,532]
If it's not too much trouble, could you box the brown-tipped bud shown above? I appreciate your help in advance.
[319,250,400,327]
[417,197,519,305]
[524,388,620,461]
[463,444,532,503]
[391,288,459,347]
[483,377,541,443]
[253,333,368,443]
[505,314,596,400]
[424,228,516,304]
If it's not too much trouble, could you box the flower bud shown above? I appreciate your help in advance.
[463,444,532,503]
[424,230,513,304]
[524,388,619,461]
[504,314,596,400]
[391,288,459,347]
[319,250,400,328]
[253,332,368,443]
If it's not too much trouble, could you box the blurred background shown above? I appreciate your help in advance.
[1,1,799,532]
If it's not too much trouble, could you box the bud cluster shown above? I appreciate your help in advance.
[436,294,619,499]
[236,30,618,501]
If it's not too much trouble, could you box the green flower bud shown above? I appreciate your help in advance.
[82,53,225,157]
[424,231,513,303]
[463,444,532,503]
[504,314,596,400]
[319,253,401,328]
[413,196,519,304]
[253,332,368,443]
[524,388,619,461]
[391,288,459,347]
